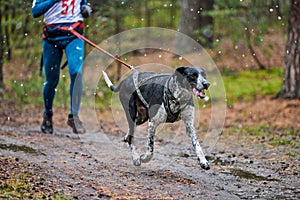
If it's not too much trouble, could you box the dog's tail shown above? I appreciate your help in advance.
[102,71,116,91]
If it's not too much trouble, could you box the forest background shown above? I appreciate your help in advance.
[0,0,298,130]
[0,0,295,101]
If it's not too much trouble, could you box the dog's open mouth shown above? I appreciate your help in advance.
[193,88,206,98]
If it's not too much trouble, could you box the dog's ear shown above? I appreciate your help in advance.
[175,67,189,85]
[175,67,187,76]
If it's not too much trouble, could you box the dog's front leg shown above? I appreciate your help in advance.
[141,106,166,163]
[140,121,156,163]
[182,106,210,170]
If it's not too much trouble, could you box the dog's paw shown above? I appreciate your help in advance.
[133,158,141,166]
[122,135,130,143]
[199,159,210,170]
[140,152,153,163]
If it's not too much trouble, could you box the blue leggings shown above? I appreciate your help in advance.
[42,38,84,116]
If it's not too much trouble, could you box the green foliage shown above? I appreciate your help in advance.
[6,71,70,109]
[0,158,71,199]
[223,68,283,104]
[210,0,290,60]
[229,124,300,157]
[0,0,292,108]
[194,24,214,46]
[246,125,300,149]
[7,66,283,110]
[94,79,114,111]
[7,77,43,106]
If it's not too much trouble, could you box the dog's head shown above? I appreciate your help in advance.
[175,66,210,99]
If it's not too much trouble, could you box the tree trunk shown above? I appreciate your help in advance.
[177,0,214,51]
[115,0,121,81]
[0,0,4,92]
[278,0,300,98]
[4,3,11,61]
[178,0,201,39]
[245,27,267,69]
[199,0,214,47]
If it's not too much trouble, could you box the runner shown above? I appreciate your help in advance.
[32,0,92,134]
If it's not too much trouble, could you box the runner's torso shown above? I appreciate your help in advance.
[44,0,83,24]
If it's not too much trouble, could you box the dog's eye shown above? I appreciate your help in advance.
[191,72,198,78]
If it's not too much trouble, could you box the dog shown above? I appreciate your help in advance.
[102,66,210,170]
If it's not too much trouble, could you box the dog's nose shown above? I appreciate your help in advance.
[202,81,210,89]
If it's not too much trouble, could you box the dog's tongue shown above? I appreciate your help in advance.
[193,88,206,98]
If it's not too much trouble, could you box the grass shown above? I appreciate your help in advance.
[5,71,70,109]
[231,125,300,158]
[94,79,114,111]
[222,68,283,104]
[0,157,71,199]
[5,67,284,111]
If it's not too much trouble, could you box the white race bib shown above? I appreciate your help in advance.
[44,0,83,24]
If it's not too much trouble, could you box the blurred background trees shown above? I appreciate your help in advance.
[0,0,296,100]
[178,0,214,49]
[278,0,300,98]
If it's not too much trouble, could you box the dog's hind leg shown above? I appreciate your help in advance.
[122,98,141,166]
[182,106,210,170]
[123,121,141,166]
[125,126,141,166]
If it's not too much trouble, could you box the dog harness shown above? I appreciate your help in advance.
[132,72,182,121]
[133,72,149,108]
[163,78,182,122]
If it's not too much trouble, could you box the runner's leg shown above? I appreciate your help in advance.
[42,39,63,115]
[65,38,84,115]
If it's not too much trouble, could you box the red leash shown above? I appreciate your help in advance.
[60,22,135,70]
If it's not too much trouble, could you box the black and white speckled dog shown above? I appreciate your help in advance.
[102,66,211,170]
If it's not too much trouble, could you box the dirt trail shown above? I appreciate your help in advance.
[1,32,299,198]
[1,112,299,200]
[0,94,300,199]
